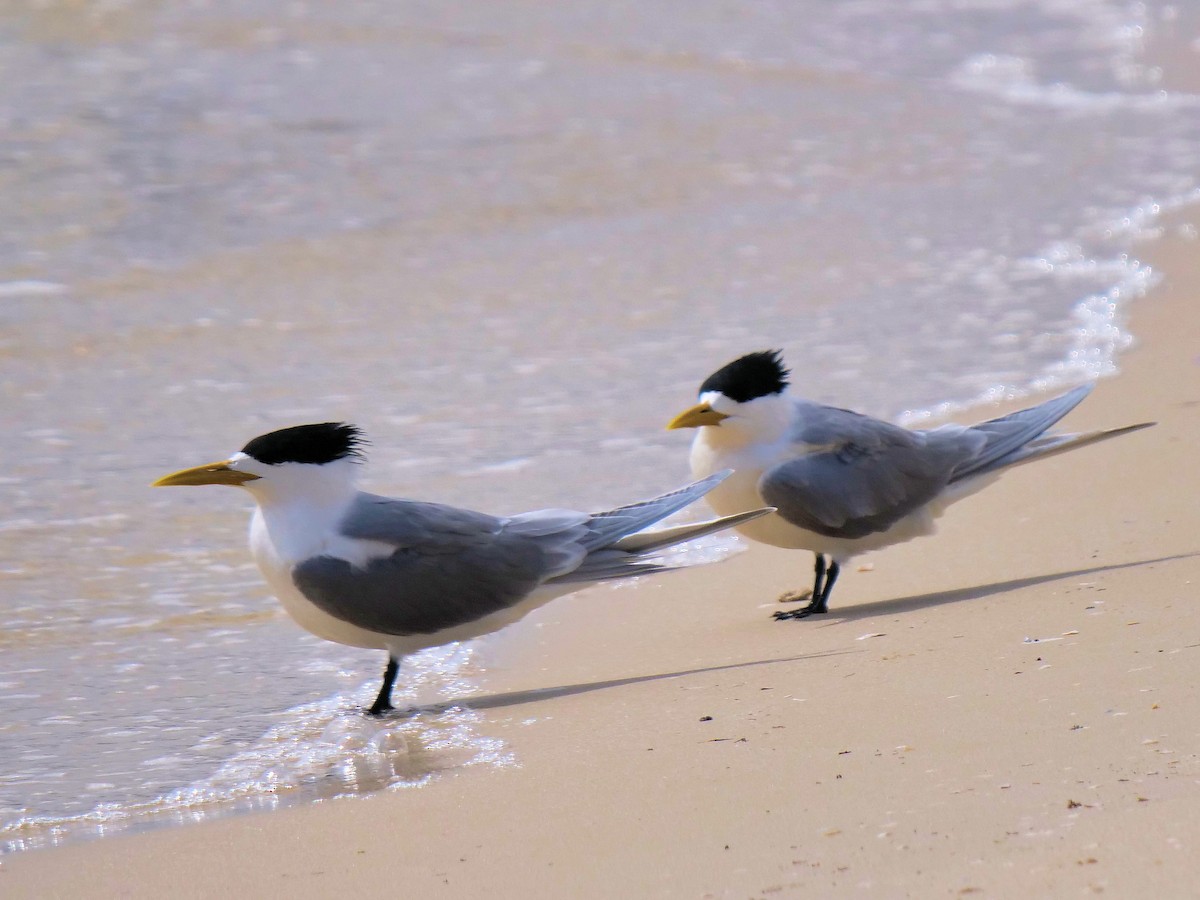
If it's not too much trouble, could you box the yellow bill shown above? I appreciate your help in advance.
[666,402,730,430]
[152,461,260,487]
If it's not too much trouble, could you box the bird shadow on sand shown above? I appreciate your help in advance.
[384,647,858,720]
[805,551,1200,624]
[381,552,1198,720]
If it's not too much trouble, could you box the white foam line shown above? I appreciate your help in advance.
[0,645,513,854]
[949,53,1200,113]
[898,191,1200,426]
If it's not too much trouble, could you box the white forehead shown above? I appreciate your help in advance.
[700,389,737,413]
[227,451,264,474]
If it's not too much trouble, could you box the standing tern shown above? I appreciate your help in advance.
[667,350,1153,619]
[153,423,770,715]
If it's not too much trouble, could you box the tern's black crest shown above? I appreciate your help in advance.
[699,350,790,403]
[241,423,367,466]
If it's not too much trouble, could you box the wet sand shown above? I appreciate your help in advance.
[4,219,1197,895]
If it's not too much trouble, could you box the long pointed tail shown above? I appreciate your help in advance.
[950,384,1093,482]
[948,383,1154,482]
[979,421,1154,473]
[580,470,733,550]
[548,506,773,585]
[612,507,773,555]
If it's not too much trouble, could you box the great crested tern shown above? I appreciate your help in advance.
[667,350,1153,619]
[154,423,770,715]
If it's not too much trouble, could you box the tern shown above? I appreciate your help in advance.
[667,350,1153,619]
[153,423,769,715]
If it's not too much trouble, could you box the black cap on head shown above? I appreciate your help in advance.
[241,423,367,466]
[699,350,790,402]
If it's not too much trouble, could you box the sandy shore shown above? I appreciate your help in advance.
[5,223,1198,897]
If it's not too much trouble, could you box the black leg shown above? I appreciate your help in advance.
[813,560,839,614]
[774,554,837,621]
[812,554,827,601]
[367,655,399,717]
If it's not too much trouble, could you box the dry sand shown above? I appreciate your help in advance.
[4,224,1198,897]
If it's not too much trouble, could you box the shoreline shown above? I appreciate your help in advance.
[4,219,1199,896]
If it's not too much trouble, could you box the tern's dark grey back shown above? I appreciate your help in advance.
[291,474,734,635]
[763,388,1095,540]
[787,399,913,448]
[761,400,983,539]
[293,494,560,635]
[339,493,505,544]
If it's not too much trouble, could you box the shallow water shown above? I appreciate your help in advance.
[2,0,1197,852]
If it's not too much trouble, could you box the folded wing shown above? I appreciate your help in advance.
[759,386,1121,540]
[292,473,756,636]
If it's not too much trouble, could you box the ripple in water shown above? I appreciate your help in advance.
[0,644,514,854]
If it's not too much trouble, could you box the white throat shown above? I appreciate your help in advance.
[698,390,794,453]
[688,390,796,491]
[241,456,362,566]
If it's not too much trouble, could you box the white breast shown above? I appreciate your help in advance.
[249,505,394,650]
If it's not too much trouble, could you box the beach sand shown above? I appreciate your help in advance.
[4,222,1197,897]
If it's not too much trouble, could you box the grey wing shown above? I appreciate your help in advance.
[340,492,508,545]
[578,470,731,550]
[759,402,983,539]
[947,384,1092,481]
[293,494,559,635]
[294,532,553,636]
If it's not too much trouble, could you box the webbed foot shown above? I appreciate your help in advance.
[772,599,828,621]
